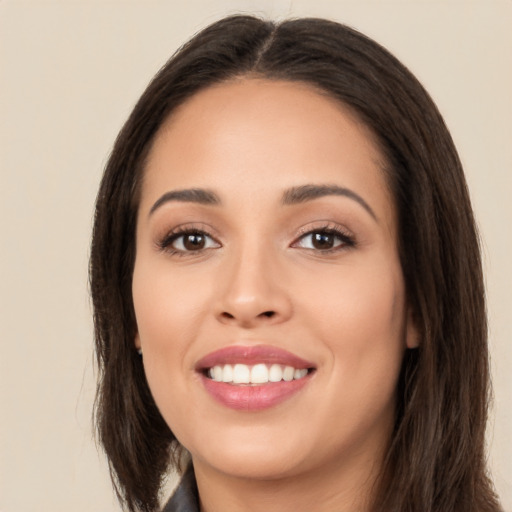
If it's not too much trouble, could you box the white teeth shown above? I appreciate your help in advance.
[294,368,308,379]
[206,363,310,384]
[212,365,223,382]
[269,364,283,382]
[222,364,233,382]
[283,366,294,382]
[250,364,269,384]
[233,364,250,384]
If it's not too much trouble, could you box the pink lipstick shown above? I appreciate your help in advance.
[196,345,315,411]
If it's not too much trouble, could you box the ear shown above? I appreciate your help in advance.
[405,306,420,349]
[135,332,142,351]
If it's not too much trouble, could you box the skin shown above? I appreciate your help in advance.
[132,79,418,512]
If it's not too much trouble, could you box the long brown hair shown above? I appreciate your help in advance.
[90,15,502,512]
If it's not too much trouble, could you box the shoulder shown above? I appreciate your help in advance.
[161,464,199,512]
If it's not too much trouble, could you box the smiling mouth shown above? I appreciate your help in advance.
[205,363,313,385]
[196,345,316,410]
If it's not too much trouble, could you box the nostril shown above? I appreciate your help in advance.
[218,310,277,323]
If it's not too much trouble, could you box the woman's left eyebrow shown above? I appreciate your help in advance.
[281,184,377,221]
[149,188,221,216]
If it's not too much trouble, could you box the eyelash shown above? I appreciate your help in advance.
[291,224,356,253]
[157,224,355,256]
[158,226,220,256]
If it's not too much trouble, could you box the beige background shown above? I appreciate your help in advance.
[1,0,510,510]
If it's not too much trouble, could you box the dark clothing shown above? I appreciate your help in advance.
[162,464,200,512]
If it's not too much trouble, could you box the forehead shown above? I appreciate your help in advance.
[141,79,394,223]
[150,78,382,163]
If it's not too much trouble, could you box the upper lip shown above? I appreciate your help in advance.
[195,345,315,371]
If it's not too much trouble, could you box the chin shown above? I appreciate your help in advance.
[193,448,309,481]
[181,423,316,480]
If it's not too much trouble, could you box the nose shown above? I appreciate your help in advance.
[215,246,293,328]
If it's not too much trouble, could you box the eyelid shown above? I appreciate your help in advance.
[156,223,221,253]
[172,232,220,251]
[293,221,353,239]
[290,222,356,251]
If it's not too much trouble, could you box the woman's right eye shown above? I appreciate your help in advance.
[160,230,220,254]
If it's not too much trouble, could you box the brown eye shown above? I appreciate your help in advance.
[182,233,206,250]
[311,232,336,250]
[294,228,354,252]
[163,230,220,253]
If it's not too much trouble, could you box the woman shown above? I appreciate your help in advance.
[90,15,503,512]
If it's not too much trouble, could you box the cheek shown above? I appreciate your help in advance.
[133,259,211,347]
[131,260,210,399]
[132,262,207,431]
[300,257,407,392]
[305,266,406,449]
[303,256,404,327]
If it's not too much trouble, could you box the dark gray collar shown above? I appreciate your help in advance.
[162,464,199,512]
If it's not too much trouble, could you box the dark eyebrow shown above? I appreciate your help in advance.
[149,188,221,216]
[282,184,377,221]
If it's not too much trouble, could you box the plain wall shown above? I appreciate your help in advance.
[1,1,510,510]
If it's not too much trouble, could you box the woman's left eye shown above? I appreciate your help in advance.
[293,229,354,251]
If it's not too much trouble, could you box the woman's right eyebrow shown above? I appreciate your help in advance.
[149,188,221,216]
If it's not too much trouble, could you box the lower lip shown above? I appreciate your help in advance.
[200,374,311,411]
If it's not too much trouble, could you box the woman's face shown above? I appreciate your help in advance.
[132,79,417,482]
